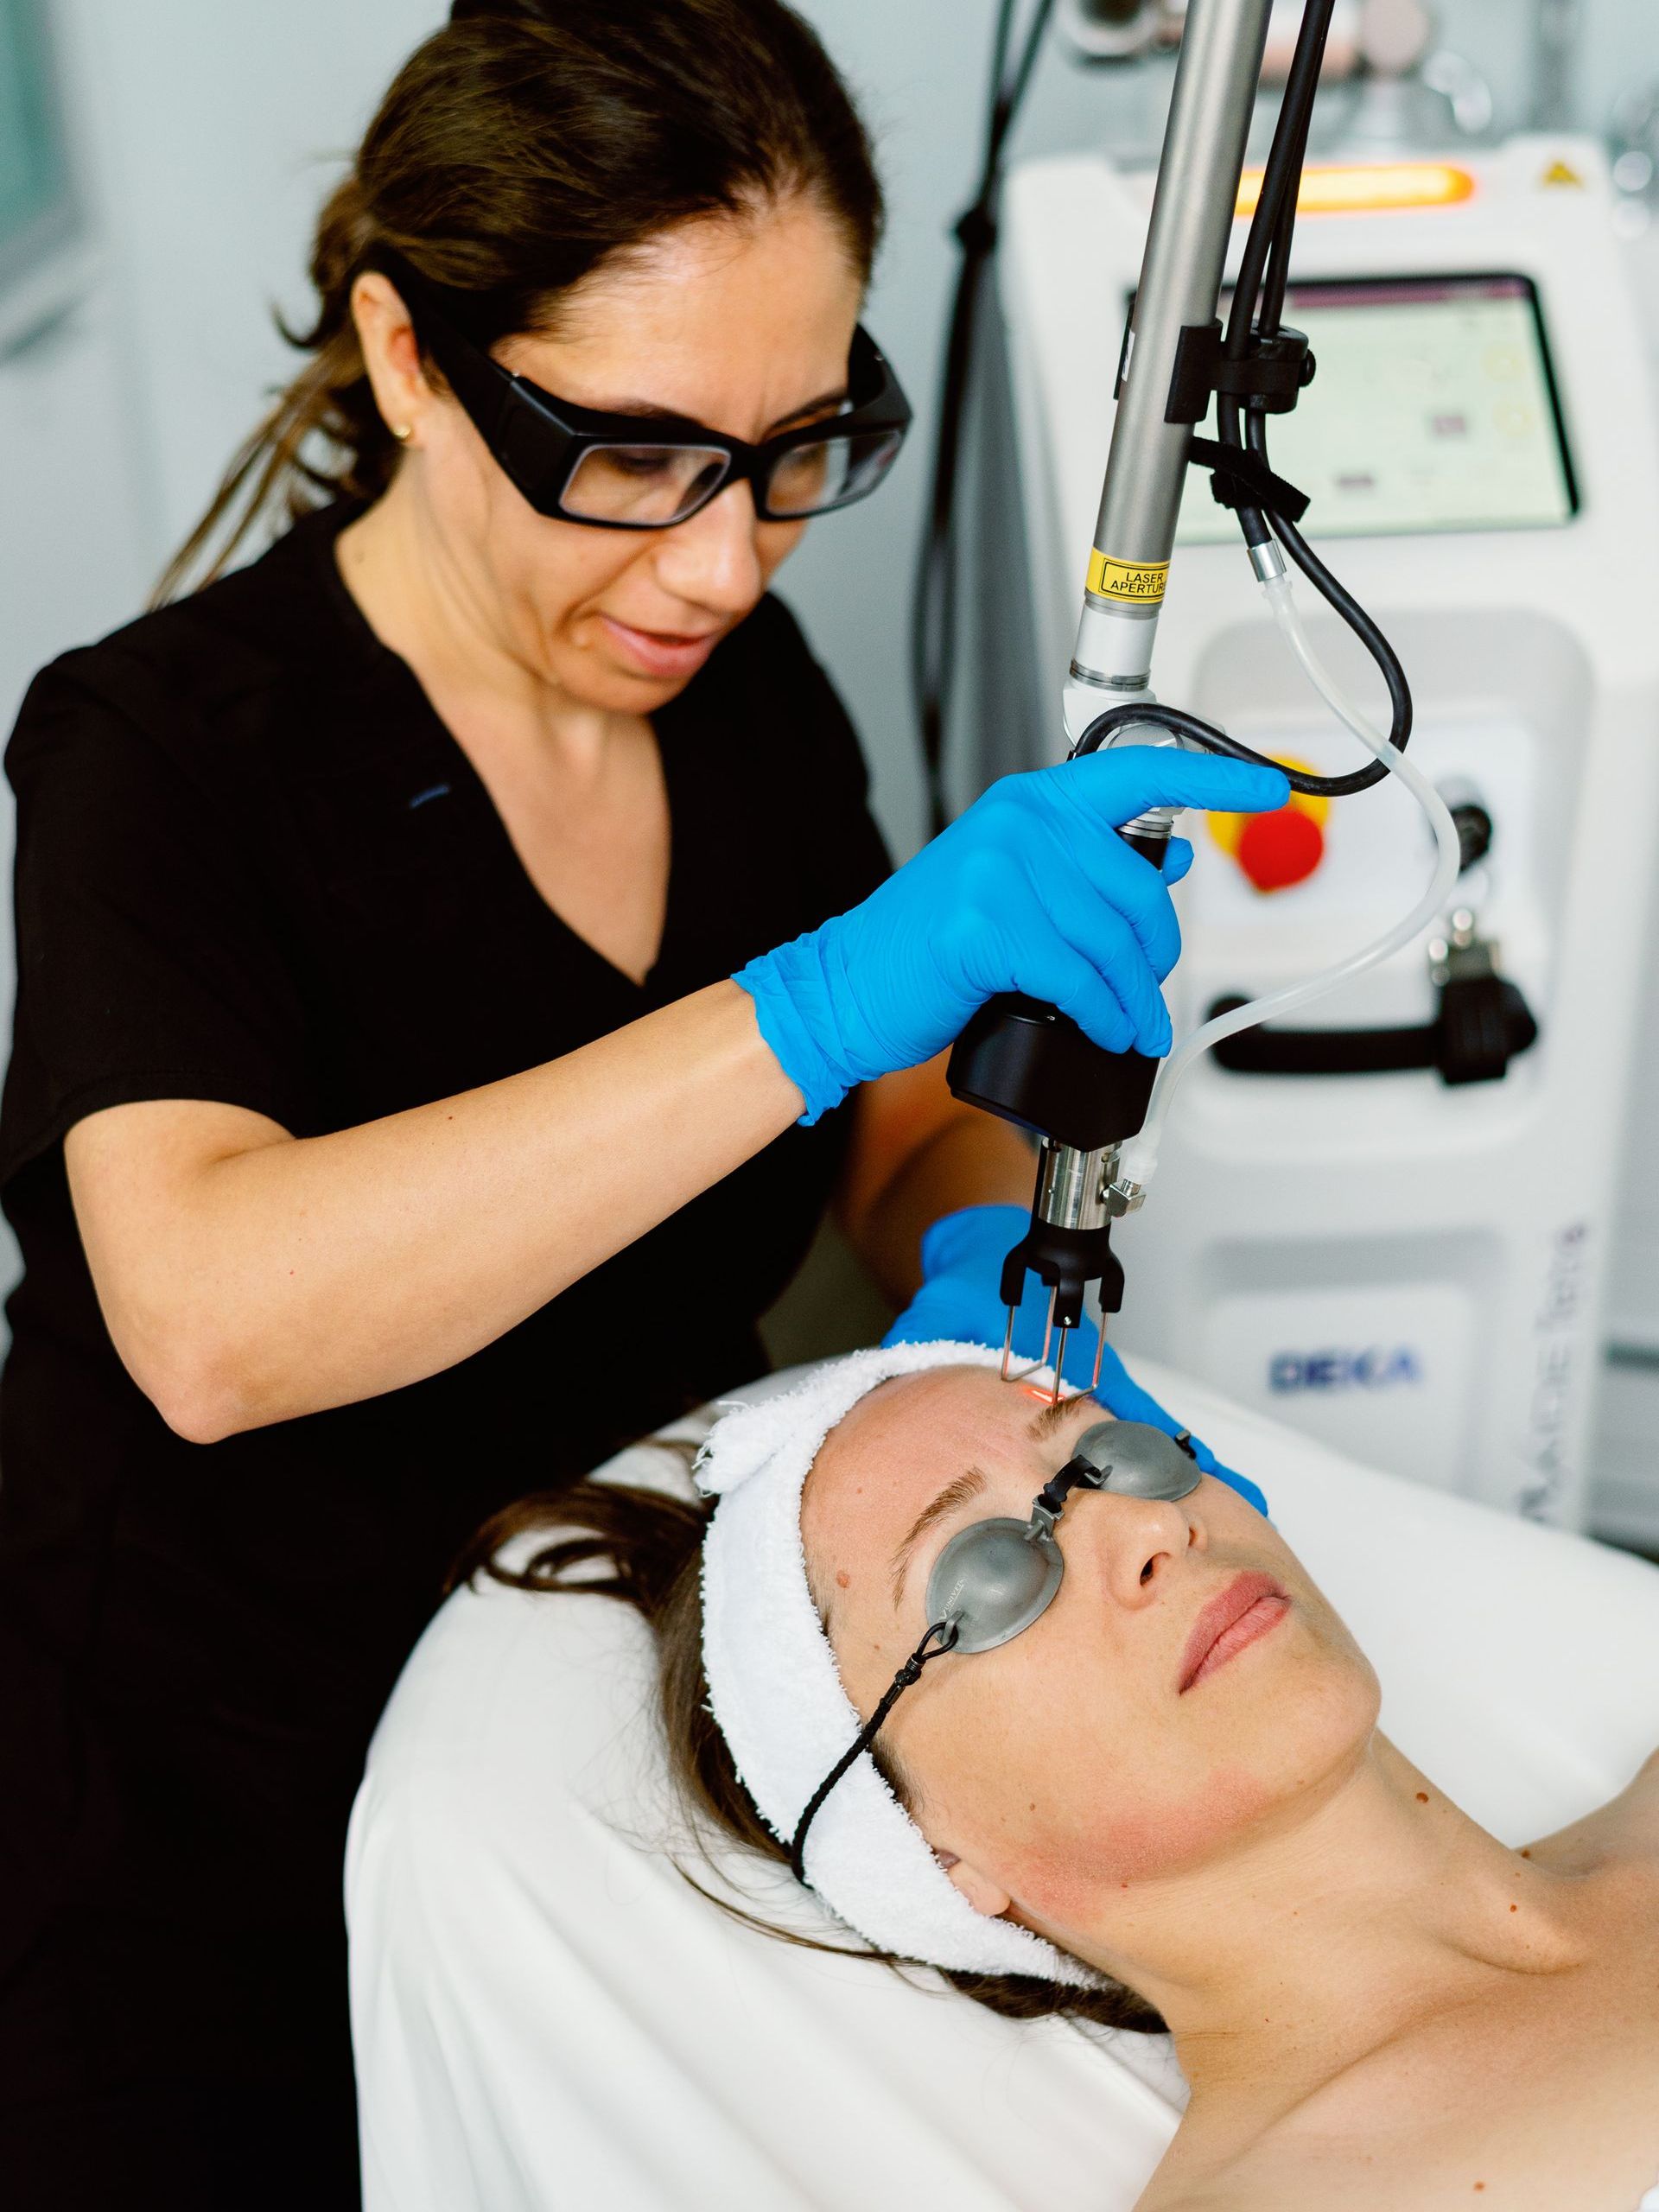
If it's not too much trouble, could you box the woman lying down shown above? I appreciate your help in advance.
[462,1342,1659,2210]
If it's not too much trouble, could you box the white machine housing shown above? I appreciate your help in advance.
[996,137,1659,1526]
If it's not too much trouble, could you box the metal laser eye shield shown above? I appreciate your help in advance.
[925,1419,1203,1653]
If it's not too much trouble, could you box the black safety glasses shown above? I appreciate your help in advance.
[384,255,912,531]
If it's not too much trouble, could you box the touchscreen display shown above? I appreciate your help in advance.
[1174,275,1578,544]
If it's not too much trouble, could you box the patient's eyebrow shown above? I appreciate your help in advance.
[890,1466,987,1611]
[1027,1392,1101,1444]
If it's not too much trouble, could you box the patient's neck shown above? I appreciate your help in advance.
[1081,1734,1588,2115]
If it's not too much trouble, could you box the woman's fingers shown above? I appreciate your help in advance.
[1062,747,1289,825]
[1037,877,1173,1046]
[1096,843,1183,981]
[1039,752,1278,976]
[1009,937,1142,1058]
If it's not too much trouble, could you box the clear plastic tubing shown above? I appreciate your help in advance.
[1116,571,1463,1194]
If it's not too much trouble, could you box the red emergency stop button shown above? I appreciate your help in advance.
[1236,805,1325,893]
[1207,758,1330,893]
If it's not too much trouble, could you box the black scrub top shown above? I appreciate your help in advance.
[0,505,890,2066]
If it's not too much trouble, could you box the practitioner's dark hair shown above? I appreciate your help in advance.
[156,0,884,601]
[452,1456,1167,2040]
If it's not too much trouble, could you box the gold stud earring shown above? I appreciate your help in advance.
[391,423,413,443]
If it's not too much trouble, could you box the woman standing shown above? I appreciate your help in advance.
[0,3,1285,2204]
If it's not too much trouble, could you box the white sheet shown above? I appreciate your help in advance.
[346,1363,1659,2212]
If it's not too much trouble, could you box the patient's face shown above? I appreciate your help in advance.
[800,1367,1379,1944]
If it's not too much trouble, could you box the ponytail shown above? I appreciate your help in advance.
[155,176,394,604]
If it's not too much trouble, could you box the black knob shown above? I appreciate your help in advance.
[1450,801,1493,874]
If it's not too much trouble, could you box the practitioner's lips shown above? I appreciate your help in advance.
[598,612,725,680]
[1178,1571,1289,1694]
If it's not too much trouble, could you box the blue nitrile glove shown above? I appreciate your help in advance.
[884,1204,1269,1518]
[734,749,1289,1125]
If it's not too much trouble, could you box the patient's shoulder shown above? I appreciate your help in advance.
[1522,1745,1659,1874]
[1599,1743,1659,1863]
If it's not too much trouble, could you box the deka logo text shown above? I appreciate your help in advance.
[1268,1347,1424,1394]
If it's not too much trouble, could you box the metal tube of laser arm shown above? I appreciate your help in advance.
[1064,0,1274,741]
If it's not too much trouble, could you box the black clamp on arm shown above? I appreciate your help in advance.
[1166,318,1318,423]
[1187,436,1311,524]
[1160,316,1319,524]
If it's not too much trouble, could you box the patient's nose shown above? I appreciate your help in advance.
[1090,1495,1199,1610]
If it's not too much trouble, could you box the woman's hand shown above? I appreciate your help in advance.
[734,748,1288,1122]
[884,1203,1270,1516]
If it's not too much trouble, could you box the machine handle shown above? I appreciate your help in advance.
[1205,975,1538,1086]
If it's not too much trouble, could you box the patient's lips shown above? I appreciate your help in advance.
[1178,1571,1289,1694]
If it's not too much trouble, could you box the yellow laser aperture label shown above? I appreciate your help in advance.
[1086,552,1169,606]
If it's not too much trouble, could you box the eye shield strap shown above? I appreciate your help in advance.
[788,1619,958,1883]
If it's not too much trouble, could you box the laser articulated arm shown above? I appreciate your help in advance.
[947,0,1320,1396]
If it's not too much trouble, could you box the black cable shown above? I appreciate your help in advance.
[1074,698,1392,799]
[788,1618,958,1885]
[1249,409,1414,751]
[1233,12,1415,773]
[912,0,1056,837]
[1186,0,1414,796]
[1256,3,1332,337]
[1217,0,1334,547]
[1224,0,1332,365]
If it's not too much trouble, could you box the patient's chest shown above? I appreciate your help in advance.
[1154,1856,1659,2211]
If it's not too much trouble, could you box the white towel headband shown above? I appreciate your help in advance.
[696,1341,1098,1986]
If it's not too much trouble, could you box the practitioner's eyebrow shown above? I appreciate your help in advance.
[890,1466,987,1611]
[582,385,849,434]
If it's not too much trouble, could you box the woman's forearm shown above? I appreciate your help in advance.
[68,982,800,1440]
[836,1060,1036,1305]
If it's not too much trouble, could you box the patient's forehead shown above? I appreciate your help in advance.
[803,1365,1081,1567]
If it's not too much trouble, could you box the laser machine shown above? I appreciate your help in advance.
[944,1,1659,1528]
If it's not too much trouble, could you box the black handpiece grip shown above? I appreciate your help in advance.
[948,995,1161,1153]
[945,828,1171,1153]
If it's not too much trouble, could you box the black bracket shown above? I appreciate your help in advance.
[1166,318,1317,425]
[1187,435,1311,524]
[1157,317,1319,524]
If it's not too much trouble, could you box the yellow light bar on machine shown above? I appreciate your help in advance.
[1236,162,1478,217]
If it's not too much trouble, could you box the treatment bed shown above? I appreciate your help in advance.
[346,1362,1659,2210]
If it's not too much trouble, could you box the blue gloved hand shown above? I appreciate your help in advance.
[734,749,1289,1124]
[883,1204,1269,1518]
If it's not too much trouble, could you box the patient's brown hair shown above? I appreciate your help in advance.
[451,1462,1167,2040]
